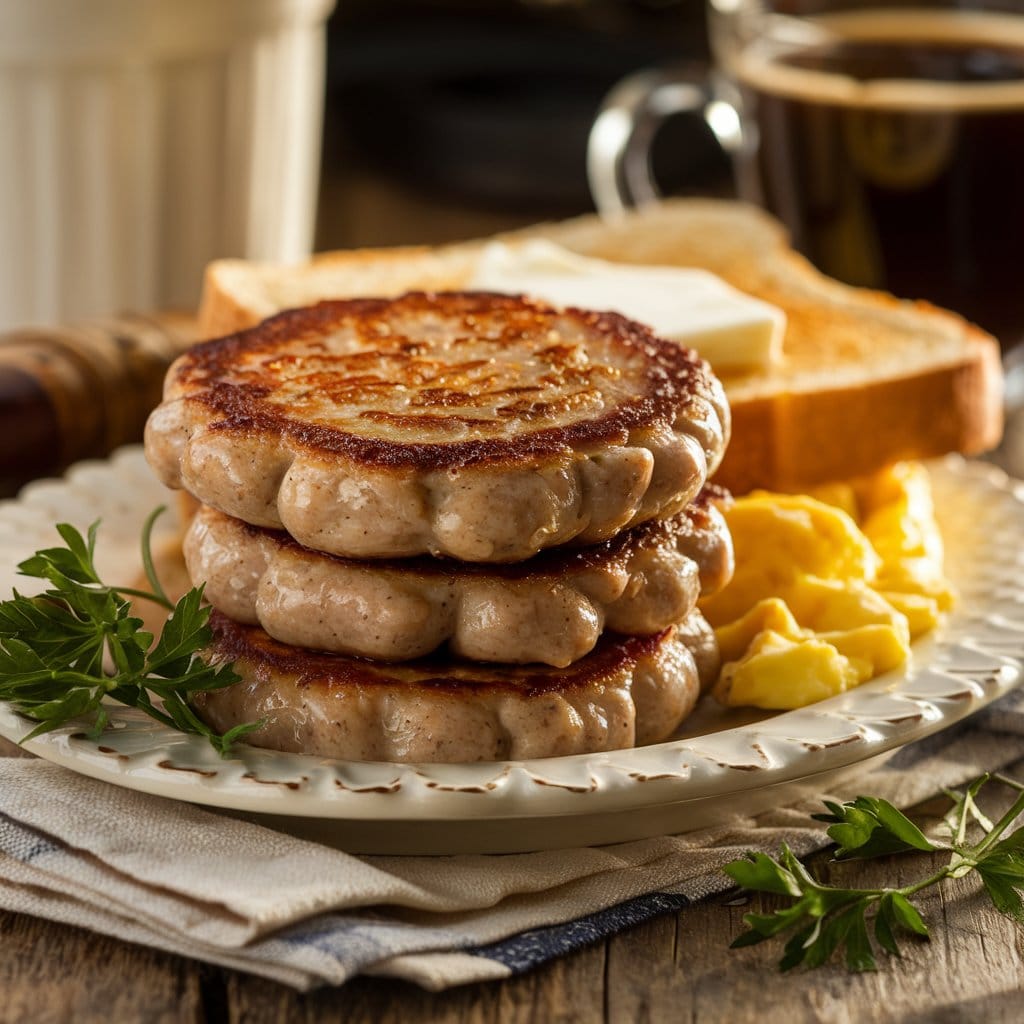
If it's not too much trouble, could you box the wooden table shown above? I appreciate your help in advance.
[3,738,1022,1024]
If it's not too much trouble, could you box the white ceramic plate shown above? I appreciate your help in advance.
[0,448,1022,854]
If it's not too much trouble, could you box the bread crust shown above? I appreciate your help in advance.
[183,493,733,667]
[716,332,1003,493]
[192,610,716,762]
[147,292,729,561]
[197,245,445,338]
[198,200,1004,492]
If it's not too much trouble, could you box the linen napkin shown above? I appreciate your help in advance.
[3,689,1024,992]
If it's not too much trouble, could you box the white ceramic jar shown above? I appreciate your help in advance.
[0,0,336,329]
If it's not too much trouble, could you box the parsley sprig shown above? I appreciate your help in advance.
[725,773,1024,971]
[0,508,258,756]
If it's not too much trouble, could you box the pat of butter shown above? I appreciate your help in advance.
[470,240,785,371]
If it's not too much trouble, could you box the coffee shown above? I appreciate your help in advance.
[732,10,1024,345]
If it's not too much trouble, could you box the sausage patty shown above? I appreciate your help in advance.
[145,292,729,562]
[193,609,719,762]
[183,492,733,667]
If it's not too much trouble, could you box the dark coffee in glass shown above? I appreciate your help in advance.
[589,6,1024,348]
[731,10,1024,346]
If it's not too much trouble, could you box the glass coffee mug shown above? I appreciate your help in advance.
[588,0,1024,349]
[0,0,335,331]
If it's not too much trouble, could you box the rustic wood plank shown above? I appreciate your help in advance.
[210,849,1024,1024]
[0,911,206,1024]
[3,743,1023,1021]
[599,789,1024,1024]
[1,849,1021,1024]
[624,849,1022,1024]
[0,736,33,759]
[210,830,1024,1024]
[220,941,608,1024]
[476,940,606,1024]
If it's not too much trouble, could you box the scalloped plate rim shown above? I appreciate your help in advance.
[0,447,1020,828]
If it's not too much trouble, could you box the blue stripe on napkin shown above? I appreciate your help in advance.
[465,688,1024,980]
[0,813,62,864]
[465,891,691,974]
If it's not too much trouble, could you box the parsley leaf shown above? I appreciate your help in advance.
[725,775,1024,972]
[0,509,258,755]
[814,796,937,858]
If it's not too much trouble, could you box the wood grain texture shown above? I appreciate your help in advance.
[2,740,1023,1023]
[0,912,206,1024]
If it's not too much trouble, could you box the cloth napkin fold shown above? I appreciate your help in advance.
[4,690,1024,991]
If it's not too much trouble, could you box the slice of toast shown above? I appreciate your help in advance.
[199,199,1003,494]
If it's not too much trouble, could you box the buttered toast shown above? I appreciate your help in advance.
[199,200,1003,494]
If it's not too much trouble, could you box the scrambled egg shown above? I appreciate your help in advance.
[700,462,955,710]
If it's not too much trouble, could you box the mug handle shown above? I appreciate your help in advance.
[587,64,748,216]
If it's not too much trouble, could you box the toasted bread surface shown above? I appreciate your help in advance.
[199,200,1002,492]
[147,292,729,561]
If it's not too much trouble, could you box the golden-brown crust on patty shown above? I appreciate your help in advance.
[204,610,666,696]
[173,292,718,469]
[145,293,730,561]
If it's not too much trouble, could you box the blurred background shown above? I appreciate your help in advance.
[315,0,725,249]
[3,0,1023,489]
[0,0,726,493]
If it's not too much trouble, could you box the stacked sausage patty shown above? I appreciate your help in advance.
[144,293,733,762]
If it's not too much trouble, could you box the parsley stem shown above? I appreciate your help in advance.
[898,866,955,898]
[9,669,119,688]
[139,505,173,610]
[954,788,973,847]
[969,789,1024,858]
[109,585,174,609]
[993,773,1024,793]
[105,633,132,676]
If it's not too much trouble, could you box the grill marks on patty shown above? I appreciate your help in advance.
[175,292,706,458]
[145,292,728,562]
